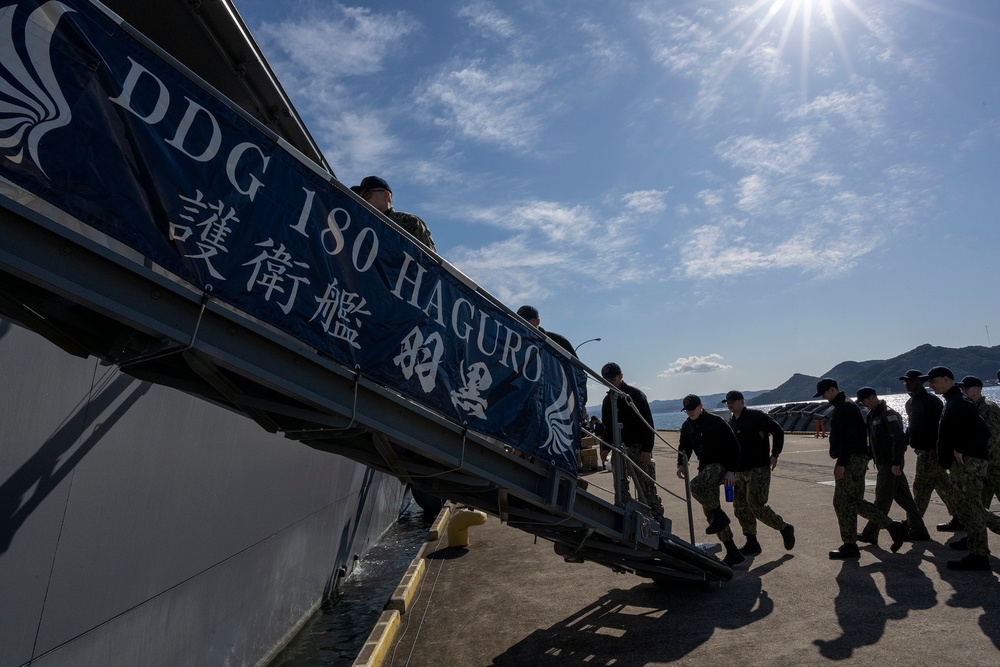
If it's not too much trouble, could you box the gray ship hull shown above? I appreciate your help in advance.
[0,320,404,666]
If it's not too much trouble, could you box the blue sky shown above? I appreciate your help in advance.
[231,0,1000,402]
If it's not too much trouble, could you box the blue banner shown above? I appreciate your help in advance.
[0,0,585,472]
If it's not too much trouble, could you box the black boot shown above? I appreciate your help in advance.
[780,523,796,550]
[887,520,909,553]
[949,536,969,551]
[937,516,964,532]
[723,539,745,566]
[740,535,762,555]
[829,543,861,559]
[706,508,731,534]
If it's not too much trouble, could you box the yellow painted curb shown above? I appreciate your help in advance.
[351,610,399,667]
[427,502,452,541]
[386,558,426,613]
[349,501,452,666]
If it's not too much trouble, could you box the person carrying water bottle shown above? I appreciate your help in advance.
[722,390,796,557]
[677,394,744,566]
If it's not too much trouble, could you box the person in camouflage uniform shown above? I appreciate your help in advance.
[722,390,795,555]
[855,387,928,544]
[677,394,744,566]
[927,367,997,571]
[600,363,664,520]
[956,376,1000,509]
[815,378,909,560]
[357,176,436,251]
[900,369,959,531]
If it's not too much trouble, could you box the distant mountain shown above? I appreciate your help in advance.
[649,390,769,414]
[586,390,768,416]
[749,343,1000,405]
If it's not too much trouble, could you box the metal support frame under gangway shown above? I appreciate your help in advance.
[0,199,731,584]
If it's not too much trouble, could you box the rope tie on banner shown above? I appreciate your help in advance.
[408,422,468,479]
[120,290,211,367]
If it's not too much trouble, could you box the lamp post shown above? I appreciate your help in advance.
[574,337,601,354]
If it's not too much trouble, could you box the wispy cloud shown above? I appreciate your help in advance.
[659,354,733,376]
[458,1,516,40]
[253,5,420,173]
[624,189,669,215]
[784,83,888,133]
[257,6,418,82]
[447,194,664,304]
[416,60,555,150]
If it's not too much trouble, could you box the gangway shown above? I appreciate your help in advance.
[0,0,730,584]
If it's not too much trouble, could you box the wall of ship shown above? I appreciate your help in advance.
[0,319,405,666]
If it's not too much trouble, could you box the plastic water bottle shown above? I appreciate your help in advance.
[724,483,734,503]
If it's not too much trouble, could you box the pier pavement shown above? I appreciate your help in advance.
[375,433,1000,666]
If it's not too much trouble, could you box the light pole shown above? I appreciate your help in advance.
[574,337,601,354]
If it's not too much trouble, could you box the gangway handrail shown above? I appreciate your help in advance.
[0,0,730,584]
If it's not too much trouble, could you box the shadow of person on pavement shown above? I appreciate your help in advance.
[811,550,939,662]
[491,567,775,666]
[938,553,1000,650]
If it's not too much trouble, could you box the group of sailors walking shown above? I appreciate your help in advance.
[598,363,1000,572]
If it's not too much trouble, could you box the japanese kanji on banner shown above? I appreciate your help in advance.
[0,0,586,472]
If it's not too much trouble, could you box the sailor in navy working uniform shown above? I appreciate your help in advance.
[816,378,909,559]
[677,394,744,566]
[723,390,796,555]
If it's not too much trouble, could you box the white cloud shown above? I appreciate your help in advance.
[659,354,732,376]
[445,193,669,304]
[253,5,420,172]
[417,61,554,149]
[784,83,887,133]
[716,131,819,175]
[624,189,668,215]
[577,19,631,75]
[316,111,396,176]
[258,7,418,80]
[446,236,559,304]
[458,1,516,40]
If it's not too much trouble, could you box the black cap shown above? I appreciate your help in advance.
[957,375,983,388]
[517,305,539,321]
[359,175,391,193]
[855,387,877,401]
[682,394,702,411]
[601,362,622,379]
[925,366,954,380]
[899,369,924,382]
[720,390,744,404]
[814,378,838,397]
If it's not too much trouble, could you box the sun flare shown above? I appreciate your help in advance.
[716,0,878,95]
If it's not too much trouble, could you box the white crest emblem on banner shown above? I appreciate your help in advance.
[0,1,74,177]
[541,368,576,458]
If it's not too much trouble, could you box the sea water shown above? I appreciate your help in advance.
[652,386,1000,431]
[270,496,429,666]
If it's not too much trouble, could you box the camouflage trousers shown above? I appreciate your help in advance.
[833,454,891,545]
[734,466,786,537]
[624,443,664,518]
[690,463,733,542]
[912,449,955,516]
[983,461,1000,509]
[949,456,1000,557]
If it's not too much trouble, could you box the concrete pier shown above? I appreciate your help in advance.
[377,432,1000,666]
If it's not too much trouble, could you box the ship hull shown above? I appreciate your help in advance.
[0,320,404,666]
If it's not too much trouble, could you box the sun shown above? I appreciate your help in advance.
[715,0,878,96]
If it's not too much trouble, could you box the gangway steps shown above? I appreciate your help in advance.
[0,187,731,585]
